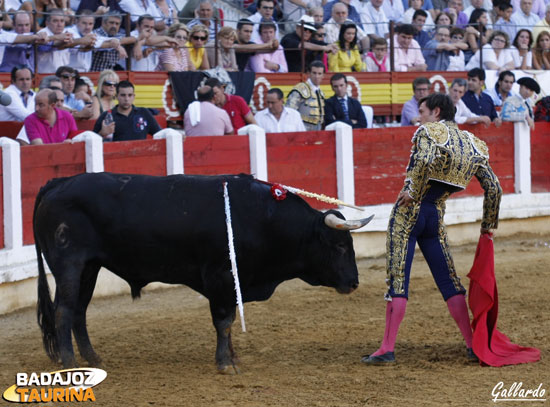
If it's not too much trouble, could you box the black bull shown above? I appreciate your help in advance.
[34,173,373,373]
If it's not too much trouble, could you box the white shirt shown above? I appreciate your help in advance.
[130,29,159,71]
[0,84,35,121]
[248,12,281,44]
[67,26,110,72]
[510,47,532,68]
[359,2,389,38]
[255,106,306,133]
[118,0,160,22]
[0,30,19,66]
[381,0,404,22]
[463,6,493,25]
[454,99,478,124]
[400,8,435,30]
[510,10,539,33]
[37,27,71,73]
[325,17,368,45]
[465,44,514,70]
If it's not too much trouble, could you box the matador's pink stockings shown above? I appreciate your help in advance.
[371,297,407,357]
[446,294,473,348]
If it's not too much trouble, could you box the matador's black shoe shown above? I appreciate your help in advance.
[361,351,396,365]
[467,348,479,363]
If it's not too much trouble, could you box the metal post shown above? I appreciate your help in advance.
[389,21,394,73]
[214,17,219,67]
[300,21,305,74]
[125,13,131,71]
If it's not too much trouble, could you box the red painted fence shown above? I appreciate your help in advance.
[531,122,550,193]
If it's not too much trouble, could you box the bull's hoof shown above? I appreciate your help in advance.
[217,364,241,375]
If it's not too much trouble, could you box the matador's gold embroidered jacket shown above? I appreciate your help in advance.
[403,121,502,229]
[285,81,325,126]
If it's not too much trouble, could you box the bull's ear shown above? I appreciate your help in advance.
[324,214,374,231]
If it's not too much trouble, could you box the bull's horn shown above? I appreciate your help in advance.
[324,214,374,230]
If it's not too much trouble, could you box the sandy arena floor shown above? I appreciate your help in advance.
[1,233,548,407]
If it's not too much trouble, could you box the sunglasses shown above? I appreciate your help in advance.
[261,6,274,9]
[104,81,118,86]
[192,35,207,41]
[61,74,75,79]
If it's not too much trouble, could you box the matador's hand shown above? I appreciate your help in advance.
[397,190,414,207]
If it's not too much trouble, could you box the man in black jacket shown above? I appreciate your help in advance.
[324,73,367,128]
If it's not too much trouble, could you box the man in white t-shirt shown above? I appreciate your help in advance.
[0,66,35,121]
[255,88,305,133]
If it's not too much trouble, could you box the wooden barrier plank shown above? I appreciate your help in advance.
[531,122,550,192]
[20,143,86,245]
[104,139,167,175]
[184,136,250,175]
[267,131,337,209]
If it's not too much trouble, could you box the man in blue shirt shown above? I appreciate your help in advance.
[462,68,502,126]
[55,66,93,121]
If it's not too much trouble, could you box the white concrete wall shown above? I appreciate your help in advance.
[1,122,549,315]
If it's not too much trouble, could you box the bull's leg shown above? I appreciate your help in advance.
[72,264,102,367]
[209,303,239,374]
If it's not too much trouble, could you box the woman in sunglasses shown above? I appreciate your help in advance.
[158,23,194,72]
[187,24,210,70]
[91,70,119,121]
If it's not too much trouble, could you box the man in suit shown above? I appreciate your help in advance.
[324,73,367,128]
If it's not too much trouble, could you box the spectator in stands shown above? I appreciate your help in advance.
[187,0,217,42]
[119,0,165,31]
[183,85,233,137]
[323,0,362,28]
[463,0,493,23]
[20,0,70,28]
[532,30,550,69]
[501,76,540,129]
[447,27,468,70]
[158,23,194,71]
[38,75,62,90]
[493,2,516,43]
[55,66,93,121]
[328,22,365,72]
[154,0,179,28]
[466,31,515,71]
[364,37,389,71]
[325,2,369,51]
[68,10,125,72]
[286,60,326,130]
[249,0,280,43]
[91,12,136,72]
[0,12,48,73]
[91,70,119,120]
[187,24,210,69]
[462,67,501,125]
[412,10,432,48]
[205,77,257,132]
[131,15,179,72]
[75,77,94,100]
[324,73,367,128]
[465,8,492,55]
[449,77,491,125]
[178,0,223,25]
[359,0,389,42]
[94,80,162,141]
[24,89,78,145]
[76,0,125,28]
[383,0,406,23]
[393,24,427,72]
[0,66,35,121]
[234,18,279,71]
[485,70,516,107]
[401,0,435,28]
[400,76,429,126]
[207,26,239,71]
[312,23,329,69]
[511,0,539,35]
[308,6,324,23]
[255,87,305,132]
[445,0,468,28]
[248,23,287,72]
[511,29,533,69]
[533,5,550,44]
[424,26,465,70]
[281,15,337,72]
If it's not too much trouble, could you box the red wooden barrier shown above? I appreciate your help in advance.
[266,131,337,209]
[20,143,86,245]
[184,136,250,175]
[104,139,167,175]
[353,123,516,207]
[531,122,550,193]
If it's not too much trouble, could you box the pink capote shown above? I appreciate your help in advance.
[467,233,540,367]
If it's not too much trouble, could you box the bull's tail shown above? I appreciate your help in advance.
[34,183,60,363]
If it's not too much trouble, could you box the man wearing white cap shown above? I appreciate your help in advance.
[281,15,338,72]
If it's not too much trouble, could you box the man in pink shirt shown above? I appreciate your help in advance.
[25,89,78,145]
[248,22,288,73]
[392,24,427,72]
[183,86,234,137]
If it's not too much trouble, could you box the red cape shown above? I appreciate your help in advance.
[467,233,540,367]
